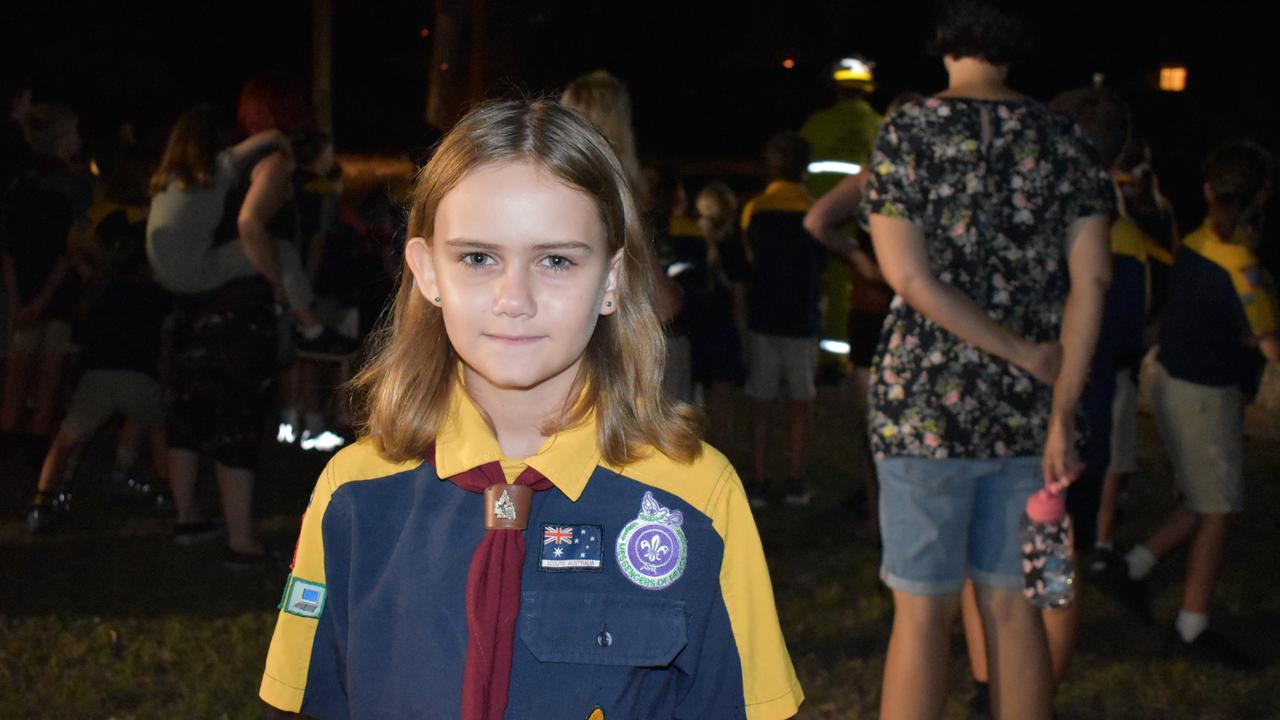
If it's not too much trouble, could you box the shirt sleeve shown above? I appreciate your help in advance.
[865,111,925,224]
[260,459,350,717]
[1057,120,1115,222]
[684,464,804,720]
[1232,262,1278,338]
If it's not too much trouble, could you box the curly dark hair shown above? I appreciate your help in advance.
[929,0,1032,66]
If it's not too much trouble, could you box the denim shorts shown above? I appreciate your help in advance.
[877,456,1043,595]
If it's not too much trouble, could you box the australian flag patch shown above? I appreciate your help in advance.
[539,524,604,572]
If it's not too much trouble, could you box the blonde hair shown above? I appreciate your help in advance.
[351,99,701,466]
[560,71,644,196]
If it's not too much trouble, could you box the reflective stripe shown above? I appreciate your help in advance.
[807,160,862,176]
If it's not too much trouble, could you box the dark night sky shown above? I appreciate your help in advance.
[4,1,1275,222]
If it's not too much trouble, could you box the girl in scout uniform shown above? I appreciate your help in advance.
[260,100,804,720]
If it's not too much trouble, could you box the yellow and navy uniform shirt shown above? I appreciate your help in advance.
[261,386,804,719]
[740,180,822,338]
[1106,217,1154,371]
[1157,222,1278,390]
[657,214,710,337]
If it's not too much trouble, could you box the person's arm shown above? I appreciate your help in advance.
[236,151,293,292]
[652,252,683,323]
[228,129,289,171]
[803,172,867,266]
[1042,215,1113,491]
[1259,335,1280,364]
[306,230,326,283]
[14,256,71,326]
[868,214,1064,383]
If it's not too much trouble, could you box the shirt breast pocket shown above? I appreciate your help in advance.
[519,591,688,667]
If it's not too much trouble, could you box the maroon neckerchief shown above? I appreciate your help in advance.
[426,445,553,720]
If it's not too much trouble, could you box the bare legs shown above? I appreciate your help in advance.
[881,591,961,720]
[750,397,813,495]
[894,583,1053,720]
[168,446,262,554]
[2,349,66,436]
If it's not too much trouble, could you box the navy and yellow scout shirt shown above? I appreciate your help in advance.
[261,385,804,719]
[1106,217,1154,372]
[740,180,823,338]
[1158,222,1278,390]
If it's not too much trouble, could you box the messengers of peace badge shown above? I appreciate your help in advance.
[616,491,687,590]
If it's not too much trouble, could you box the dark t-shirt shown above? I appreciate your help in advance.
[742,181,822,337]
[77,279,172,377]
[654,215,707,338]
[1157,223,1276,393]
[693,236,749,332]
[214,149,298,246]
[0,155,91,320]
[0,119,31,196]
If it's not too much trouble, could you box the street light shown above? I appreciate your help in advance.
[1159,63,1187,92]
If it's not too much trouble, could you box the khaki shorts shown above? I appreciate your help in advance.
[1107,369,1139,475]
[745,332,817,401]
[10,319,73,355]
[1151,363,1244,514]
[61,369,166,441]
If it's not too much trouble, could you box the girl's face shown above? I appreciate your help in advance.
[695,190,728,238]
[406,161,620,400]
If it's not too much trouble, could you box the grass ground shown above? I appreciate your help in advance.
[2,370,1278,719]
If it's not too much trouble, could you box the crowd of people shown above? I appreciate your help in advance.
[3,0,1278,717]
[1,72,391,566]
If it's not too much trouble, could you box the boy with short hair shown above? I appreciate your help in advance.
[26,210,172,532]
[1115,142,1278,666]
[741,131,823,508]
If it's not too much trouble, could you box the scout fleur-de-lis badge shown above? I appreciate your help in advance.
[494,488,517,521]
[616,491,687,590]
[484,484,532,530]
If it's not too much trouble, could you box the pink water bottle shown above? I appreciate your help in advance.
[1021,489,1075,608]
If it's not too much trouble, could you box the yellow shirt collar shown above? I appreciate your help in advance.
[433,379,601,502]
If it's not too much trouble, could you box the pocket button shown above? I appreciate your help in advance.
[596,630,612,648]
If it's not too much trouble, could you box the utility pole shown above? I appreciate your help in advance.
[427,0,461,129]
[312,0,334,132]
[426,0,487,130]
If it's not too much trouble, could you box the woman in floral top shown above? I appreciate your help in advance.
[863,2,1114,719]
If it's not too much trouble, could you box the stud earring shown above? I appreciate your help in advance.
[605,300,613,308]
[433,296,441,303]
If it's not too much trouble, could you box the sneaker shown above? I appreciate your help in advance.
[277,421,298,445]
[108,474,172,511]
[783,478,812,507]
[968,680,991,720]
[747,482,771,510]
[295,326,361,361]
[1088,545,1121,575]
[300,429,347,452]
[174,519,223,545]
[1167,628,1257,671]
[27,490,72,535]
[1097,561,1153,623]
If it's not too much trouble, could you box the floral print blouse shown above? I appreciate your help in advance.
[864,97,1113,459]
